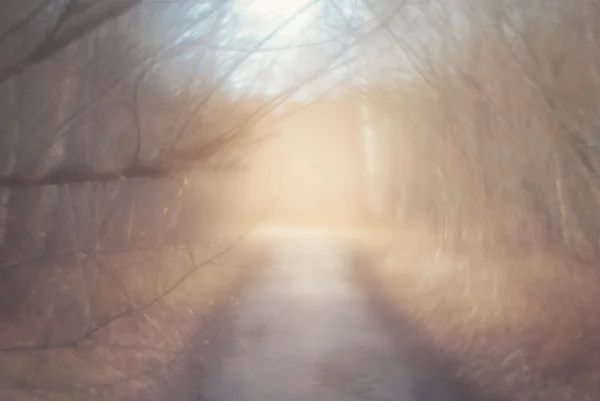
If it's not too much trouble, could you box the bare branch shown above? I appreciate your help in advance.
[0,0,142,84]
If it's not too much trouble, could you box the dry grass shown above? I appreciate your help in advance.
[374,232,600,400]
[0,238,261,401]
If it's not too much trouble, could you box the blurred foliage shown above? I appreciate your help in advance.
[370,1,600,400]
[0,1,271,400]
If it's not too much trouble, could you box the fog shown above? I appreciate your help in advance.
[1,1,600,400]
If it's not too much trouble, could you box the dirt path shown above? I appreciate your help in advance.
[194,236,466,401]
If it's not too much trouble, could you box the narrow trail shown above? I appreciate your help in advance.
[195,236,466,401]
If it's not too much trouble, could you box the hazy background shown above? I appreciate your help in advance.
[2,1,600,400]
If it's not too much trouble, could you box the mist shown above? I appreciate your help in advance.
[1,1,599,400]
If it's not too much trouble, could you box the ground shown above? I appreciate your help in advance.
[168,231,473,401]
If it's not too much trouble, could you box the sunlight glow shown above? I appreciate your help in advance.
[229,0,323,96]
[235,0,319,42]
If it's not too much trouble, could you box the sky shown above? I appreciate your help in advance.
[225,0,364,99]
[143,0,425,100]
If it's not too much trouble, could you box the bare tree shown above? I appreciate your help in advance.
[356,1,600,400]
[0,1,291,400]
